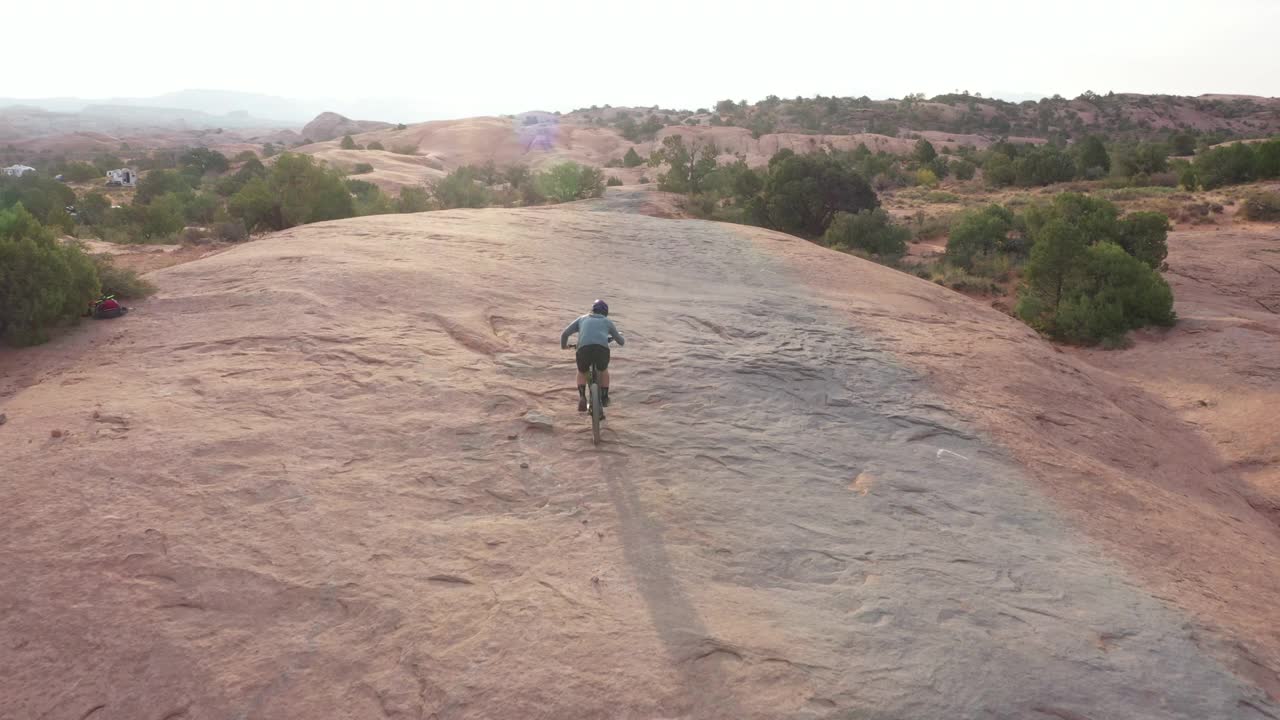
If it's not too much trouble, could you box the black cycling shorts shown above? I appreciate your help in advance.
[575,344,610,373]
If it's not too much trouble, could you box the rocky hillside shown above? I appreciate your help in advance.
[300,111,394,142]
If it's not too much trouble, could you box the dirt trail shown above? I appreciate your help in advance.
[1,189,1275,718]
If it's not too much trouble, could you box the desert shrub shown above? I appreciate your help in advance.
[1117,211,1171,268]
[534,162,606,202]
[637,175,650,184]
[1241,191,1280,221]
[92,255,155,298]
[914,168,939,187]
[1193,142,1256,189]
[913,138,937,164]
[823,208,909,259]
[367,141,385,151]
[227,153,354,231]
[1013,146,1076,186]
[340,135,357,149]
[623,147,644,167]
[62,162,102,182]
[984,153,1015,186]
[178,148,230,182]
[139,193,187,239]
[946,204,1016,269]
[347,179,394,216]
[0,204,99,345]
[431,167,492,209]
[1,174,77,220]
[1015,209,1174,344]
[234,150,258,162]
[77,192,112,226]
[215,157,267,197]
[757,150,878,237]
[1075,135,1111,177]
[604,157,624,168]
[606,176,623,187]
[952,158,977,181]
[395,186,432,213]
[212,219,249,241]
[135,169,194,205]
[1021,241,1174,344]
[651,136,718,194]
[45,207,75,234]
[1113,142,1169,177]
[391,144,418,155]
[351,162,374,175]
[395,123,407,131]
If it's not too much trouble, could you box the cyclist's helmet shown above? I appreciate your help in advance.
[591,299,609,316]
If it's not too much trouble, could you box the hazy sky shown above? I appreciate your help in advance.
[10,0,1280,120]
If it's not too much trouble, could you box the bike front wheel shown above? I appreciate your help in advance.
[589,383,602,445]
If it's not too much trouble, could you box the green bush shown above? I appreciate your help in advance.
[340,135,357,150]
[395,186,432,213]
[430,167,492,209]
[0,204,99,345]
[351,162,374,175]
[227,153,354,231]
[1,174,76,220]
[758,151,878,237]
[1016,211,1174,344]
[946,204,1016,269]
[178,148,229,182]
[1026,242,1174,344]
[215,157,267,197]
[623,147,644,167]
[534,162,606,202]
[367,141,385,151]
[93,255,156,298]
[135,169,194,205]
[822,208,909,258]
[914,168,939,187]
[913,138,937,164]
[1117,211,1171,268]
[1076,135,1111,177]
[952,158,977,181]
[983,153,1015,186]
[78,192,112,226]
[606,176,623,187]
[1241,191,1280,221]
[62,162,102,182]
[391,144,418,155]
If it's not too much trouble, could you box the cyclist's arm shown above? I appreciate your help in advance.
[608,320,625,347]
[560,318,580,349]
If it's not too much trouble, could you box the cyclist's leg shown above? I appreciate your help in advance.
[596,346,612,405]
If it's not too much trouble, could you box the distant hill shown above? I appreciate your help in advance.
[300,112,394,143]
[566,93,1280,143]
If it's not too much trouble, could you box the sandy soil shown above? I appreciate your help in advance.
[1,189,1275,718]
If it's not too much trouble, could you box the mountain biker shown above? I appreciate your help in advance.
[561,299,625,413]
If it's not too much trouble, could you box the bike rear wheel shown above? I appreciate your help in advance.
[589,382,602,445]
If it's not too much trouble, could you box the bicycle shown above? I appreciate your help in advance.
[568,341,610,445]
